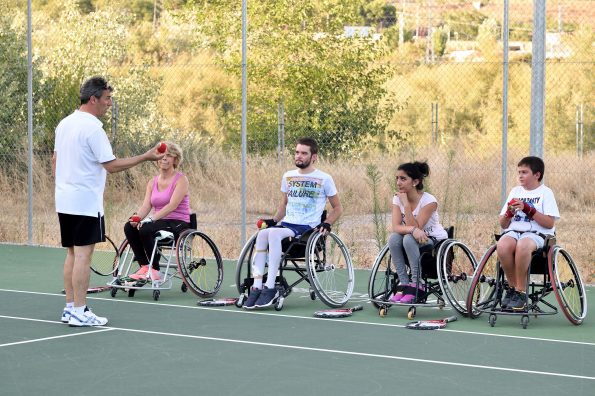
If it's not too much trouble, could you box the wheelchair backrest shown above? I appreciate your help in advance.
[190,213,197,229]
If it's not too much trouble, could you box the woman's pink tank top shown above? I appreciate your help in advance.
[150,172,190,223]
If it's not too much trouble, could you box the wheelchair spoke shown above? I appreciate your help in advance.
[467,245,501,318]
[307,232,354,308]
[368,244,399,308]
[549,246,587,325]
[438,240,477,315]
[177,230,223,298]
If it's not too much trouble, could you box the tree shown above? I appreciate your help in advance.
[181,0,401,155]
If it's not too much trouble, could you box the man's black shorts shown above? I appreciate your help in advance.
[58,213,105,247]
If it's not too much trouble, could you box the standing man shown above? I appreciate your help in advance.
[53,76,165,326]
[244,137,343,309]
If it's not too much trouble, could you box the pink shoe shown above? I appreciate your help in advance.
[149,269,162,281]
[390,292,404,303]
[129,265,149,280]
[399,284,425,304]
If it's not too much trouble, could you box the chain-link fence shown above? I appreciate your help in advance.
[0,0,593,283]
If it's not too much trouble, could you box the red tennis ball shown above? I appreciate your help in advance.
[257,219,267,229]
[131,215,141,223]
[157,142,167,153]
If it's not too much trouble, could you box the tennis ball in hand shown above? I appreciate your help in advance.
[257,219,267,229]
[157,142,167,153]
[131,215,141,223]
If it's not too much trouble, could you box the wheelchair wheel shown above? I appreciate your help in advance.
[235,233,258,295]
[306,231,354,308]
[176,229,223,298]
[368,244,402,309]
[548,246,587,325]
[90,235,119,276]
[466,245,502,319]
[437,240,477,316]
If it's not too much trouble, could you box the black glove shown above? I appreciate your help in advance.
[264,219,277,227]
[317,222,331,233]
[257,218,278,229]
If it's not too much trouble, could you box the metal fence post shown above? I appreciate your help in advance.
[530,0,546,157]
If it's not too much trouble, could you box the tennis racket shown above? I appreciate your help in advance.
[197,298,238,307]
[61,286,111,294]
[405,315,458,330]
[313,305,363,318]
[90,235,119,276]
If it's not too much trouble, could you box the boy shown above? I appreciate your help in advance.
[496,156,559,311]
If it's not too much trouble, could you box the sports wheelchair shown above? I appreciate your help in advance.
[235,221,355,310]
[466,234,587,328]
[108,214,224,301]
[368,227,477,319]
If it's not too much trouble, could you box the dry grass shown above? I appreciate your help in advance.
[1,149,593,283]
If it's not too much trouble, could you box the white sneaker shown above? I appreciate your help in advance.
[61,307,72,323]
[68,309,108,327]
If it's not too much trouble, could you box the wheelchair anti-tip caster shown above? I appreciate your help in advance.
[235,294,246,308]
[274,297,285,311]
[488,313,496,327]
[407,307,416,320]
[521,315,529,329]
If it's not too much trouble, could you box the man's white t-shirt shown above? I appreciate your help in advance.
[393,192,448,240]
[500,184,559,235]
[54,110,116,217]
[280,169,338,228]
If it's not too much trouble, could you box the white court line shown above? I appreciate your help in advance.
[4,313,593,381]
[0,316,113,348]
[1,288,594,347]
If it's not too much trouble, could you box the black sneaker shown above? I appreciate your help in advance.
[501,287,516,309]
[254,286,279,308]
[509,291,528,311]
[242,287,262,310]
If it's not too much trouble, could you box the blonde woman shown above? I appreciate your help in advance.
[124,142,191,281]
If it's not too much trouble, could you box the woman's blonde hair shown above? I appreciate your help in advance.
[163,141,183,168]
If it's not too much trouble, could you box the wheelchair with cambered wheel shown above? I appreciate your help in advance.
[235,226,354,310]
[466,234,587,328]
[108,213,224,301]
[368,227,477,319]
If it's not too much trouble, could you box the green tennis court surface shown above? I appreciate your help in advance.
[1,244,594,396]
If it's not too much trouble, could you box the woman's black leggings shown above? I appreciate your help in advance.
[124,219,190,269]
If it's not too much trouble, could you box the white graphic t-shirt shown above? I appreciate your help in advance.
[281,169,338,228]
[500,184,559,235]
[393,192,448,240]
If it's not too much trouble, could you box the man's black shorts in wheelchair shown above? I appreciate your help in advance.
[58,213,105,247]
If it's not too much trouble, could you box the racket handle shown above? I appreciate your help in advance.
[445,316,458,323]
[352,305,363,312]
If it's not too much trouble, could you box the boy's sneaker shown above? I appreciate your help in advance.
[254,286,279,308]
[242,287,262,309]
[509,291,528,312]
[68,309,108,327]
[501,287,515,309]
[129,265,149,280]
[61,307,72,323]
